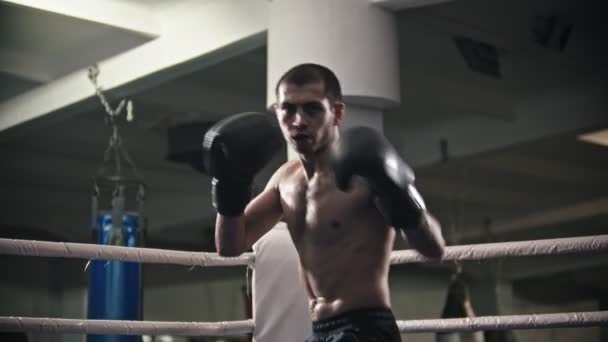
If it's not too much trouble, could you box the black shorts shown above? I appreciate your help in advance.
[306,307,402,342]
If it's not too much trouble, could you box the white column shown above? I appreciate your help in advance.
[266,0,401,110]
[253,1,401,341]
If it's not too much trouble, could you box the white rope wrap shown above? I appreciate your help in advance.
[1,235,606,267]
[1,311,607,335]
[391,234,608,264]
[0,239,254,267]
[1,236,607,336]
[0,317,254,336]
[396,311,608,333]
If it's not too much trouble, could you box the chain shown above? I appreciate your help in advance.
[87,64,134,122]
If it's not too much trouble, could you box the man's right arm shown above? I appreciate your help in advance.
[202,112,285,257]
[215,164,286,256]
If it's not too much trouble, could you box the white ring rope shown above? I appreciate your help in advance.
[1,236,607,336]
[1,311,606,336]
[0,239,254,267]
[396,311,608,333]
[0,317,254,336]
[391,234,608,264]
[2,235,606,267]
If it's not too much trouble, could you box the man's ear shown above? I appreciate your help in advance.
[269,102,279,114]
[333,101,345,125]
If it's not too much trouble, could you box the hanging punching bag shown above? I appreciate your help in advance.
[88,190,143,342]
[436,274,485,342]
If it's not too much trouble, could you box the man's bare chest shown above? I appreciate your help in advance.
[281,175,373,240]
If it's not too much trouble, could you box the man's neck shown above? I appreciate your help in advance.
[298,127,340,180]
[299,143,336,180]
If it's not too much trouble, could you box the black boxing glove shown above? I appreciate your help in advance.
[330,126,426,229]
[203,112,283,216]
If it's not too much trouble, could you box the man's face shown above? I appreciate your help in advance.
[274,81,343,155]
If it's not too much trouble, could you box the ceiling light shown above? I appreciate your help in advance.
[578,129,608,147]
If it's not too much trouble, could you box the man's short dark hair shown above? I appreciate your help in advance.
[275,63,343,105]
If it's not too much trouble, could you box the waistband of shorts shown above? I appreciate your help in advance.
[312,306,395,333]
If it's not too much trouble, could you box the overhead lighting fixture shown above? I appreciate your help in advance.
[578,128,608,147]
[454,36,502,79]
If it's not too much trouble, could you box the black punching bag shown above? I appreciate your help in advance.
[436,274,484,342]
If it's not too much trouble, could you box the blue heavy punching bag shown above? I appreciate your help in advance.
[88,183,145,342]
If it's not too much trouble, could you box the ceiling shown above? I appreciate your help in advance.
[0,0,607,302]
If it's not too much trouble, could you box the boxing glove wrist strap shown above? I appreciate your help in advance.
[211,178,252,217]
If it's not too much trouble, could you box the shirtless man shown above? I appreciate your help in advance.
[203,63,445,341]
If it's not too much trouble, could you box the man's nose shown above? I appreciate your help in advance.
[292,111,307,127]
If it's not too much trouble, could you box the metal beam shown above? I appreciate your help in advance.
[371,0,454,11]
[471,153,608,187]
[0,0,269,138]
[457,198,608,241]
[136,80,265,123]
[389,81,608,168]
[493,199,608,235]
[3,0,161,37]
[416,177,562,209]
[502,254,608,281]
[0,48,54,83]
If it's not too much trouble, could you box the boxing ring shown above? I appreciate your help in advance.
[1,233,607,338]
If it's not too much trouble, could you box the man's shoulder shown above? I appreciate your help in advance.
[267,160,302,189]
[277,160,303,181]
[282,159,302,173]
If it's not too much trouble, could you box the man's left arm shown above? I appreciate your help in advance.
[331,126,446,258]
[398,210,445,258]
